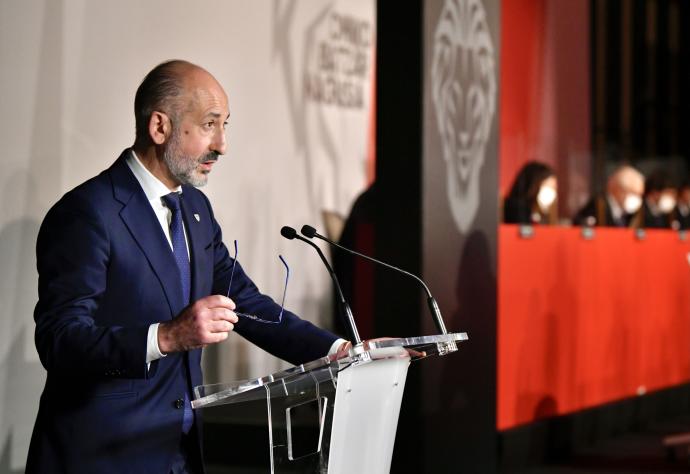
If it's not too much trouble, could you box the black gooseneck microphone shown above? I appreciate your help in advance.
[301,224,449,335]
[280,226,362,345]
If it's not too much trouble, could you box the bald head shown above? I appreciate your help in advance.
[133,60,225,147]
[607,165,644,208]
[609,165,644,195]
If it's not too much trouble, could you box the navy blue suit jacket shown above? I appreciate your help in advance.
[26,150,338,473]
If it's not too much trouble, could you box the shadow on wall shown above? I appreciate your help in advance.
[425,230,497,474]
[0,0,66,469]
[0,0,64,462]
[0,218,45,474]
[441,230,497,411]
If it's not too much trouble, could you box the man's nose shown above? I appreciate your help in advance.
[213,128,227,155]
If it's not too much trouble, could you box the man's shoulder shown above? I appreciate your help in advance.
[45,152,129,219]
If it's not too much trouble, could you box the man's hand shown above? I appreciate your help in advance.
[333,338,425,360]
[334,340,352,359]
[364,337,427,358]
[157,295,238,353]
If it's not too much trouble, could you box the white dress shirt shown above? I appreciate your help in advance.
[606,194,625,224]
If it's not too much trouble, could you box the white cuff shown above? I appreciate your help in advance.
[328,338,348,356]
[146,323,167,364]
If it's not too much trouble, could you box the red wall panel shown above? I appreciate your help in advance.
[500,0,591,215]
[498,225,690,430]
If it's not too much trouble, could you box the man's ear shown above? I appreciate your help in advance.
[148,111,171,145]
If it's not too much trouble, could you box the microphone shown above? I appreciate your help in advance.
[280,226,361,345]
[301,224,449,335]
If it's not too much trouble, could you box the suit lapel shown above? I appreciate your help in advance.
[109,152,185,317]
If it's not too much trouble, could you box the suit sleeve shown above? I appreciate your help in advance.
[34,194,149,378]
[200,195,339,365]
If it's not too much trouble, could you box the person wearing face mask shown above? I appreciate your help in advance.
[503,161,558,225]
[573,165,644,227]
[632,168,677,229]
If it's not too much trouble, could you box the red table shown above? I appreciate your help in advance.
[498,225,690,430]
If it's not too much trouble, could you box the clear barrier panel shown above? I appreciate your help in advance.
[193,333,467,473]
[193,355,334,408]
[193,333,468,410]
[366,332,468,358]
[264,366,338,472]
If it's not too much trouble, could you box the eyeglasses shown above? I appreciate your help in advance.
[226,240,288,324]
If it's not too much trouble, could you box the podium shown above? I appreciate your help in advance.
[193,333,467,473]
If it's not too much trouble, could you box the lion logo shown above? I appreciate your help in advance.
[431,0,496,233]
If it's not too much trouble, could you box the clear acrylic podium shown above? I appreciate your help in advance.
[193,333,467,473]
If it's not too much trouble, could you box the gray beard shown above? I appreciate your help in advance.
[162,130,211,187]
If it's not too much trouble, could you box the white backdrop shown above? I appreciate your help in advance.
[0,0,375,470]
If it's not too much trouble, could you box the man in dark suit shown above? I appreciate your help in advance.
[26,60,347,473]
[634,168,677,229]
[673,181,690,230]
[573,165,644,227]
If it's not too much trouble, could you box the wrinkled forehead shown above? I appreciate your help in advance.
[180,68,229,117]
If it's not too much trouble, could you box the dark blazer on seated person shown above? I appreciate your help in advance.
[635,200,672,229]
[573,195,633,227]
[26,149,338,474]
[673,205,690,230]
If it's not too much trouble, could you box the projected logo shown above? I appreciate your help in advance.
[431,0,496,233]
[273,0,374,218]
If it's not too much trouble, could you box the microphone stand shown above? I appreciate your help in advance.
[301,224,449,336]
[280,226,362,346]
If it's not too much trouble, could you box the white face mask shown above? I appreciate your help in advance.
[658,194,676,214]
[623,194,642,214]
[537,185,557,212]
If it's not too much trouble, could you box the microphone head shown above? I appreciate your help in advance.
[301,225,317,238]
[280,226,297,240]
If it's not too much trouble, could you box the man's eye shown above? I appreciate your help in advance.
[204,122,215,129]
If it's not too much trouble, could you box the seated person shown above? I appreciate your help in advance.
[633,168,677,229]
[673,180,690,230]
[503,161,557,225]
[573,165,643,227]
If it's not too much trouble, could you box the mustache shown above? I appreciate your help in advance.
[200,152,219,163]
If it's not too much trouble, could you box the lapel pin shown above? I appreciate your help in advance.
[194,213,200,222]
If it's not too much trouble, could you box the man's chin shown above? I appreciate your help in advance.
[178,171,209,188]
[192,174,209,187]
